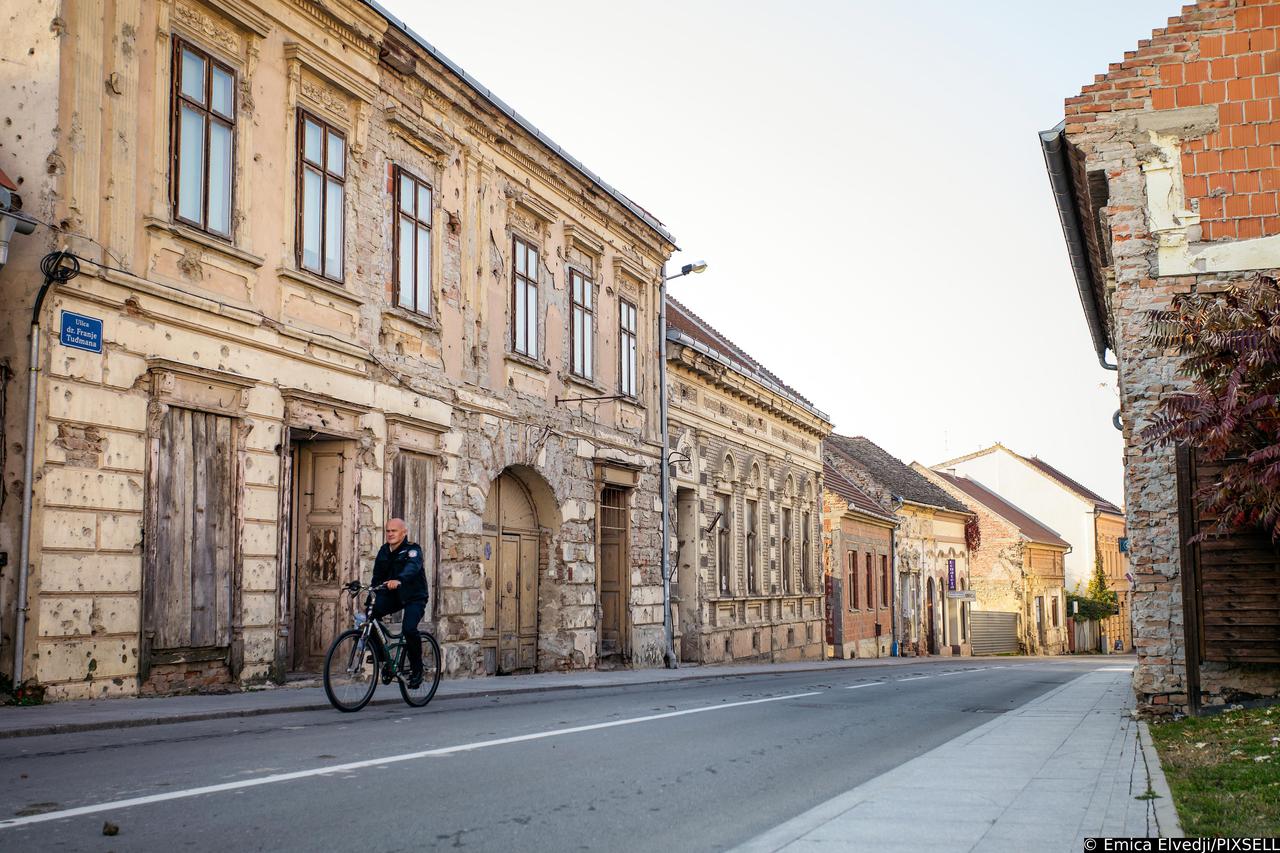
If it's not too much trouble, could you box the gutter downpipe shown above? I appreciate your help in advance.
[1039,123,1118,373]
[659,273,677,668]
[14,253,72,683]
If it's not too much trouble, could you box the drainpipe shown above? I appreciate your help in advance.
[658,273,676,668]
[13,252,80,683]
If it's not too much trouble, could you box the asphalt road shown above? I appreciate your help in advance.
[0,657,1113,852]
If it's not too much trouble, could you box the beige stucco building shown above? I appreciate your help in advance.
[0,0,677,699]
[665,298,831,664]
[919,466,1070,656]
[825,435,972,657]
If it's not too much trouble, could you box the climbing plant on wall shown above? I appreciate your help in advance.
[1142,277,1280,541]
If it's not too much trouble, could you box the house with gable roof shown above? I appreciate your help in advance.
[915,465,1071,656]
[933,444,1130,652]
[825,434,973,657]
[821,461,898,659]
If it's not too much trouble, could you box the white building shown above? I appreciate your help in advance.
[933,444,1124,593]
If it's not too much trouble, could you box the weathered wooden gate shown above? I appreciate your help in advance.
[482,472,539,673]
[1177,447,1280,711]
[142,407,236,677]
[291,441,356,671]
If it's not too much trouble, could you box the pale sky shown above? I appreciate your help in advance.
[387,0,1183,507]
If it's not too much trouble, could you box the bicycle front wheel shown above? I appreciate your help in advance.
[324,629,378,712]
[399,632,442,707]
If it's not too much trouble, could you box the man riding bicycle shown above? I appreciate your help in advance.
[371,518,428,688]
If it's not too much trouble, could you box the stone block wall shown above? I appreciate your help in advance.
[1061,0,1280,712]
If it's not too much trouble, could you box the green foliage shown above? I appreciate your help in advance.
[1067,591,1117,622]
[1087,553,1118,605]
[1142,278,1280,540]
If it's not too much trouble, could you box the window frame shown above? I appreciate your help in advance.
[866,552,875,611]
[619,298,638,398]
[511,235,540,358]
[716,493,732,596]
[295,108,347,282]
[847,550,858,610]
[781,507,793,595]
[880,554,889,608]
[745,498,759,595]
[801,511,812,593]
[393,166,433,316]
[170,37,237,240]
[569,268,594,379]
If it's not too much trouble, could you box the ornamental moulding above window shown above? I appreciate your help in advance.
[284,42,375,151]
[385,104,455,165]
[504,186,557,238]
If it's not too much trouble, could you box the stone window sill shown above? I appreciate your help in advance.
[505,351,550,374]
[277,266,365,307]
[383,304,441,333]
[144,216,265,268]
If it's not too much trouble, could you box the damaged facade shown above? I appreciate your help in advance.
[919,466,1069,656]
[821,461,897,659]
[824,435,973,657]
[665,298,831,664]
[1043,0,1280,713]
[0,0,675,699]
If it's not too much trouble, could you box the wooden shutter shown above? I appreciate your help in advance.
[148,408,235,651]
[1178,447,1280,664]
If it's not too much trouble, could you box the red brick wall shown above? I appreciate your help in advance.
[1065,0,1280,241]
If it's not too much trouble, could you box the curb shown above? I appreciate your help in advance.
[0,656,947,740]
[1138,720,1184,838]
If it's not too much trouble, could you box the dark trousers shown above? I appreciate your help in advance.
[373,597,426,675]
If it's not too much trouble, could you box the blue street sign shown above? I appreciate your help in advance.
[60,311,103,353]
[947,559,956,591]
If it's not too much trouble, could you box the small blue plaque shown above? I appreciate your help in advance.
[60,311,103,353]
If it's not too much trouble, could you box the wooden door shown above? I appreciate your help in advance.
[146,408,235,654]
[486,473,539,674]
[599,486,628,658]
[391,451,435,618]
[293,442,351,671]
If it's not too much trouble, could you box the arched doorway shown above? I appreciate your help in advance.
[926,577,937,655]
[482,471,540,673]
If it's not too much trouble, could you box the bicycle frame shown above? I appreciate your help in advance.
[347,584,409,681]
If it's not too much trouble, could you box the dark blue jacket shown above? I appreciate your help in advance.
[372,540,428,607]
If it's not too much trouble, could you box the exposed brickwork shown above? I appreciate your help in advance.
[139,659,233,697]
[1058,0,1280,713]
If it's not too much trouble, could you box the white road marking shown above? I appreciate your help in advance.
[896,676,931,682]
[0,690,823,830]
[933,667,991,677]
[843,682,886,690]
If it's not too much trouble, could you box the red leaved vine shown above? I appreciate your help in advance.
[1141,277,1280,541]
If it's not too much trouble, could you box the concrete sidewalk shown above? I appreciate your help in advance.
[735,663,1180,852]
[0,653,973,739]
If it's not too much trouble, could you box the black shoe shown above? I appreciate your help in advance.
[407,672,423,689]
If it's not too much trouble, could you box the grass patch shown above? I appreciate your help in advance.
[1149,705,1280,837]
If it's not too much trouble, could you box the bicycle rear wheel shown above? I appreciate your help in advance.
[324,629,378,712]
[399,632,442,707]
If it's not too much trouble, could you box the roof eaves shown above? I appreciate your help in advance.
[364,0,677,249]
[666,328,830,422]
[1039,121,1114,371]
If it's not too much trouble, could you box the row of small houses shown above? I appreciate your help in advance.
[0,0,1127,701]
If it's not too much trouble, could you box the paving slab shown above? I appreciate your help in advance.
[734,663,1181,852]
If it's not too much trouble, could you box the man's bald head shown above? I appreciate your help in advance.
[386,517,408,548]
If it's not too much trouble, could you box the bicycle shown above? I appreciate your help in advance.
[323,581,442,712]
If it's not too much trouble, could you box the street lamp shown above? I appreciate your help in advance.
[659,258,707,668]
